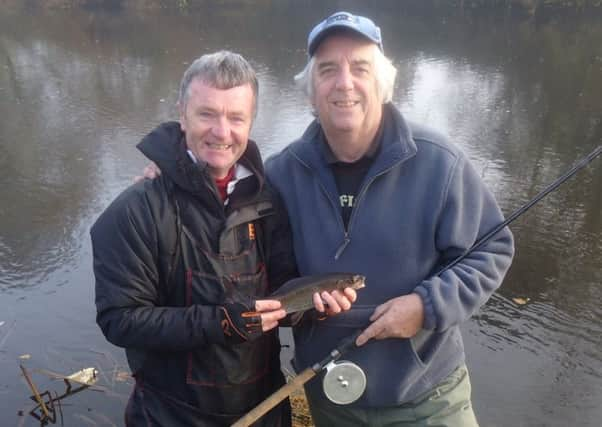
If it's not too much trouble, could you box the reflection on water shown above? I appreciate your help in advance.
[476,295,601,377]
[0,3,600,426]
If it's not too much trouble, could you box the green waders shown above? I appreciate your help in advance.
[307,364,479,427]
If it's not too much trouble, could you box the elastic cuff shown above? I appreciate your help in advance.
[414,286,437,331]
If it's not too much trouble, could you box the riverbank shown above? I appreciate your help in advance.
[1,1,600,425]
[1,0,601,17]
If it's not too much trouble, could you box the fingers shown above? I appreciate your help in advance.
[314,288,356,315]
[356,310,391,346]
[332,290,353,312]
[260,308,286,321]
[343,287,357,303]
[357,295,426,346]
[143,165,155,179]
[321,290,342,314]
[356,322,379,346]
[134,161,160,183]
[356,299,397,345]
[313,292,326,312]
[142,162,161,179]
[369,299,391,321]
[260,312,285,332]
[255,299,285,332]
[255,299,282,312]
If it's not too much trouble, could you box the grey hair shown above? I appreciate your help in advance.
[178,50,259,118]
[294,45,397,107]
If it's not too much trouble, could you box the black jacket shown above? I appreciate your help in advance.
[91,122,297,426]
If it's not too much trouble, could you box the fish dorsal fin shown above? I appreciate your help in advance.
[269,273,357,297]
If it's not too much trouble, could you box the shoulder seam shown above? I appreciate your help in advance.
[412,135,459,161]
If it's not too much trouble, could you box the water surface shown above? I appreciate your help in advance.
[0,3,600,426]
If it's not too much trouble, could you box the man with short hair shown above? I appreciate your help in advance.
[92,51,300,426]
[266,11,515,426]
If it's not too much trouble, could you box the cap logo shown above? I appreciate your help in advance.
[326,13,358,25]
[307,11,383,56]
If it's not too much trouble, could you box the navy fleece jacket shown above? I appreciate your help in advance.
[265,103,514,406]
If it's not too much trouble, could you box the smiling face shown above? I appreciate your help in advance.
[311,34,383,149]
[179,79,254,179]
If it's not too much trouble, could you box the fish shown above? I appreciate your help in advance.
[244,273,365,316]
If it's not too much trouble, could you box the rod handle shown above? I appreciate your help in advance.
[231,367,316,427]
[335,328,363,355]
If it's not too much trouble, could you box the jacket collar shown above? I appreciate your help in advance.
[290,103,417,176]
[136,121,266,208]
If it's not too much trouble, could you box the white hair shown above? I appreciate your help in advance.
[294,44,397,108]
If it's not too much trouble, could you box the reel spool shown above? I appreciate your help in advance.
[322,360,366,405]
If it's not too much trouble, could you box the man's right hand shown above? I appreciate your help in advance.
[312,287,357,316]
[133,161,162,183]
[355,293,425,346]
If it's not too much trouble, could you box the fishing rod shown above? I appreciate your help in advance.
[231,144,602,427]
[442,144,601,272]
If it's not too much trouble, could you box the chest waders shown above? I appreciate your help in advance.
[131,196,288,426]
[181,200,282,414]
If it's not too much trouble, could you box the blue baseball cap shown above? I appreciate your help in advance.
[307,11,383,57]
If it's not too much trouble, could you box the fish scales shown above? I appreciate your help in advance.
[270,273,365,314]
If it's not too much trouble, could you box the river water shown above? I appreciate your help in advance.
[0,2,600,426]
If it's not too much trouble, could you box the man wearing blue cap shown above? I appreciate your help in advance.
[266,11,515,426]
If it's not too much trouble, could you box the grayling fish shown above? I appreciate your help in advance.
[269,273,366,314]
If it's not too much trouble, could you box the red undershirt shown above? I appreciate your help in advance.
[213,167,236,202]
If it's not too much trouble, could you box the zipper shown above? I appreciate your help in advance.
[292,151,406,260]
[291,152,348,252]
[313,179,350,260]
[336,164,401,259]
[334,234,350,260]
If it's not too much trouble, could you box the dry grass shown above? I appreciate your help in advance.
[290,388,314,427]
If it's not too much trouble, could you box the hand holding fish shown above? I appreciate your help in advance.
[312,287,357,316]
[220,300,286,345]
[355,293,424,346]
[254,300,287,331]
[242,273,364,322]
[265,273,365,315]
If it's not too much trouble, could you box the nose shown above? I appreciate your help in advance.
[335,67,353,91]
[211,116,229,139]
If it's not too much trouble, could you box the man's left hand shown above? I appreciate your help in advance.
[312,287,357,316]
[355,293,424,346]
[219,299,286,345]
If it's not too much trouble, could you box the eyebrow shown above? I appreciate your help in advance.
[316,58,372,70]
[193,105,247,118]
[228,111,248,119]
[316,60,338,71]
[350,59,371,67]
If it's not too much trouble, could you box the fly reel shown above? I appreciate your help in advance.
[322,360,366,405]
